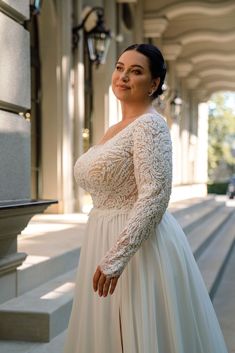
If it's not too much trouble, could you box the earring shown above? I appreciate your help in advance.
[148,90,154,97]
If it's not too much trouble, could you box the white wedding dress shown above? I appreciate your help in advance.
[63,112,228,353]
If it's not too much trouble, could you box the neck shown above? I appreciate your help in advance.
[120,101,153,121]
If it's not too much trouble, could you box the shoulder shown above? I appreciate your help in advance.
[133,111,170,137]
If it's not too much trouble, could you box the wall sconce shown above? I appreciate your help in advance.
[30,0,43,15]
[72,7,111,66]
[170,93,183,120]
[19,110,31,121]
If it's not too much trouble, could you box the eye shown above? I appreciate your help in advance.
[115,65,123,72]
[132,69,142,75]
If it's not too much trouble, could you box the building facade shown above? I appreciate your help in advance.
[1,0,235,215]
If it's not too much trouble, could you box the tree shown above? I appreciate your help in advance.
[208,92,235,181]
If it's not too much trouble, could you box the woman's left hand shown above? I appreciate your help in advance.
[93,266,119,297]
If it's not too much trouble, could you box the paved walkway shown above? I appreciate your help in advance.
[213,241,235,353]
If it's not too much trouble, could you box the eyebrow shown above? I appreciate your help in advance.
[116,61,144,70]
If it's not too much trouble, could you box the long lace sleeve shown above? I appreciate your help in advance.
[99,115,172,278]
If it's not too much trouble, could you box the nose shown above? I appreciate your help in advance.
[120,70,129,82]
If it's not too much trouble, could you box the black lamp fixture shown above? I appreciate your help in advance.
[170,92,183,119]
[73,7,111,66]
[30,0,43,15]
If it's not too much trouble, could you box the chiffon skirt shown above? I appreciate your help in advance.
[63,208,228,353]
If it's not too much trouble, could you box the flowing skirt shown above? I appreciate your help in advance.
[63,208,228,353]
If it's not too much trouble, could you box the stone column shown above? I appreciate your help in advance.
[39,0,74,213]
[195,102,209,184]
[161,43,182,186]
[73,0,86,212]
[179,88,190,184]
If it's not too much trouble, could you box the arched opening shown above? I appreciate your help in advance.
[208,91,235,190]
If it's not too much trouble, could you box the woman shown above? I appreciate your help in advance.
[63,44,228,353]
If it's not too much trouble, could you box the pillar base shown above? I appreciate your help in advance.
[0,199,57,302]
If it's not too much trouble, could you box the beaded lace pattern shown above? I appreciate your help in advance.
[74,112,172,278]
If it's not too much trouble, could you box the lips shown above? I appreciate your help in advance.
[117,84,130,89]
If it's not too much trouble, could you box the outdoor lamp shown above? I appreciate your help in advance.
[72,7,111,66]
[170,93,183,119]
[30,0,43,15]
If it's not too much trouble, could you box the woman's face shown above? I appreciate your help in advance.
[111,50,159,103]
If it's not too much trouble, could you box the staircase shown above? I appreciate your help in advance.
[0,196,234,353]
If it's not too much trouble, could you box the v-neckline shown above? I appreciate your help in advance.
[93,109,156,148]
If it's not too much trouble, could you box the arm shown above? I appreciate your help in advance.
[99,115,172,278]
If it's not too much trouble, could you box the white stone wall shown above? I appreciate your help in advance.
[0,12,30,110]
[0,1,31,202]
[0,0,29,19]
[0,112,30,200]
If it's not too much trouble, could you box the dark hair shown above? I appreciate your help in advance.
[122,43,167,99]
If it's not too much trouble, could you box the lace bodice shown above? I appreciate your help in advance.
[74,112,172,278]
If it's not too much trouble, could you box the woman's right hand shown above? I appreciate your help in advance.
[93,266,119,297]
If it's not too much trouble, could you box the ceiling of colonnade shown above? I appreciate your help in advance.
[143,0,235,101]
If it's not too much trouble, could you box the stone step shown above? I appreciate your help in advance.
[0,200,233,349]
[16,214,87,296]
[16,248,80,297]
[15,198,217,296]
[0,269,76,342]
[213,239,235,353]
[187,206,234,259]
[169,194,215,215]
[173,200,224,233]
[0,330,66,353]
[197,211,235,298]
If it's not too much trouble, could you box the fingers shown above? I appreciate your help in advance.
[100,277,118,297]
[93,267,101,292]
[98,273,107,296]
[102,278,111,297]
[110,277,119,295]
[93,267,119,297]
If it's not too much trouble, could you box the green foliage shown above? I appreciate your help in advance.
[208,92,235,181]
[207,182,228,195]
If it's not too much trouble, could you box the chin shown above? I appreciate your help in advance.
[114,92,130,101]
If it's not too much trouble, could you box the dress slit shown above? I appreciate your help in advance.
[119,308,124,353]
